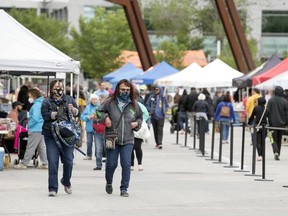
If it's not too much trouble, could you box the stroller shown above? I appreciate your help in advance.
[13,118,39,167]
[169,105,181,134]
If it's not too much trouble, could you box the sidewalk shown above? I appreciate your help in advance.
[1,122,288,216]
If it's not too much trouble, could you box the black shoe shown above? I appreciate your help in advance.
[274,153,280,161]
[120,190,129,197]
[93,167,102,170]
[158,145,163,149]
[106,184,113,194]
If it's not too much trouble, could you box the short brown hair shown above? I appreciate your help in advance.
[28,88,41,99]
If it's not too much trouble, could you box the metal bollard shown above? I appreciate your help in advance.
[213,121,227,164]
[173,111,181,145]
[206,120,217,161]
[224,122,238,168]
[245,124,261,176]
[255,124,273,182]
[234,122,249,173]
[181,113,188,148]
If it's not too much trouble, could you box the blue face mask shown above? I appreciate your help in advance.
[118,92,130,102]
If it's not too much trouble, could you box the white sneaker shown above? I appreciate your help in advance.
[131,166,134,171]
[83,156,92,160]
[48,191,57,197]
[14,163,27,169]
[257,156,262,161]
[38,164,48,169]
[138,165,143,171]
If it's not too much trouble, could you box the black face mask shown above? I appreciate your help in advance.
[53,88,64,97]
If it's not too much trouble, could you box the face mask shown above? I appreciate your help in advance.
[118,92,130,102]
[53,88,64,97]
[28,98,34,103]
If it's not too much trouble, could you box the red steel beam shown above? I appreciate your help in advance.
[108,0,156,70]
[215,0,248,72]
[225,0,255,71]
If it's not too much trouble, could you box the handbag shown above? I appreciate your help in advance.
[93,121,106,134]
[134,120,150,140]
[104,112,123,150]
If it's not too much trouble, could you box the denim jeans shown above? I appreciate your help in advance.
[43,131,74,192]
[95,133,104,168]
[219,117,231,141]
[105,143,134,192]
[86,131,97,157]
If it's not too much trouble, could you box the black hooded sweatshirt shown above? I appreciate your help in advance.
[266,86,288,127]
[248,97,267,125]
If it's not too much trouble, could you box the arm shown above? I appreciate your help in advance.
[230,104,236,123]
[247,108,256,125]
[41,99,56,121]
[132,104,143,132]
[80,106,91,122]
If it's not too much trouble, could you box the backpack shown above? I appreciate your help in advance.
[220,103,230,117]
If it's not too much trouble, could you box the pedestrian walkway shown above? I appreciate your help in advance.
[1,122,288,216]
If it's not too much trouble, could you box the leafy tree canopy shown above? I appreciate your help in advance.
[71,7,133,79]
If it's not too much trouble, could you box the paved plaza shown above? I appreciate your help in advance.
[1,122,288,216]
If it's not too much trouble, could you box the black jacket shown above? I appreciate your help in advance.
[267,86,288,127]
[41,95,79,132]
[183,90,198,112]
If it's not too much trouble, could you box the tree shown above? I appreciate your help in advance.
[9,8,72,55]
[155,41,185,69]
[71,7,133,79]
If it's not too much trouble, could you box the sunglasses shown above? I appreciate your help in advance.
[120,88,131,92]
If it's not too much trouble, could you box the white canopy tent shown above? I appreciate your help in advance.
[0,9,80,74]
[194,59,243,88]
[154,62,202,86]
[255,71,288,90]
[0,9,80,97]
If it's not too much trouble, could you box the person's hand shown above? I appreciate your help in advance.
[105,116,112,128]
[68,103,77,114]
[131,121,138,129]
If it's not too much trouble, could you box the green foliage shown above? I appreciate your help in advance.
[155,41,185,69]
[9,8,72,55]
[70,7,133,79]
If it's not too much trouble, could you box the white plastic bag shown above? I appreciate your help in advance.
[134,121,150,140]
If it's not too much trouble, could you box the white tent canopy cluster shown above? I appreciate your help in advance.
[154,59,243,88]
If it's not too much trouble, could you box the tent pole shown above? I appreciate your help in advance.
[47,76,50,97]
[76,74,80,105]
[70,73,73,97]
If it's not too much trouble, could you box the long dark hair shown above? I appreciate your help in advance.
[49,79,64,98]
[112,79,136,108]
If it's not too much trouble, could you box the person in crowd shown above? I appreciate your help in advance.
[17,84,32,122]
[193,93,210,137]
[138,85,148,105]
[246,88,261,145]
[266,86,288,160]
[201,88,213,134]
[97,79,142,197]
[94,81,109,97]
[214,93,236,144]
[183,87,199,137]
[7,101,23,126]
[173,87,182,105]
[41,80,79,197]
[14,88,48,169]
[131,89,149,171]
[248,97,267,161]
[80,94,99,161]
[146,85,169,149]
[178,89,188,134]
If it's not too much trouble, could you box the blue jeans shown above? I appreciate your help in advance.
[105,143,134,192]
[86,131,97,157]
[219,117,231,141]
[95,133,104,168]
[43,131,74,192]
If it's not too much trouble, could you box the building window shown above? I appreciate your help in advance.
[262,10,288,35]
